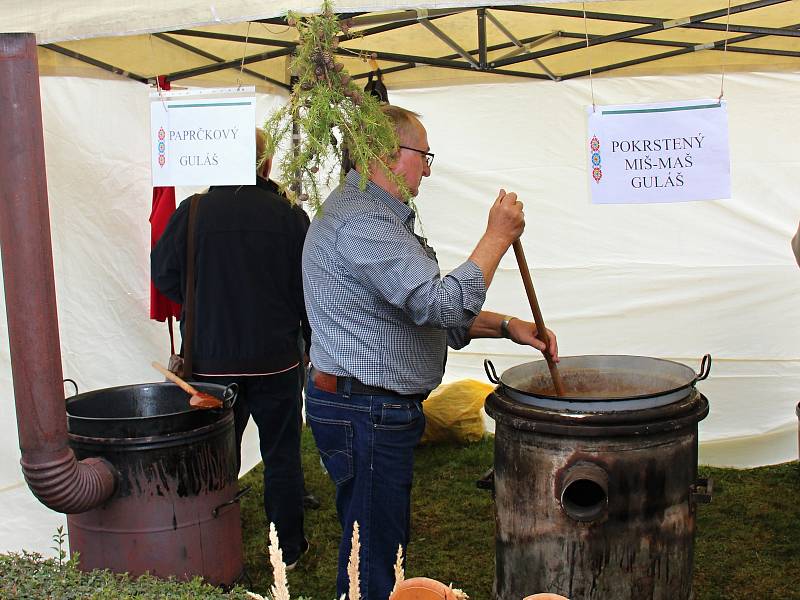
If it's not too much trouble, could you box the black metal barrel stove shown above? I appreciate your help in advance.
[65,382,245,585]
[484,354,712,600]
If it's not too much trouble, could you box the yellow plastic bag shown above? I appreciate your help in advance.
[420,379,494,444]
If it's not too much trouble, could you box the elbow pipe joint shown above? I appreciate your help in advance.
[22,447,117,514]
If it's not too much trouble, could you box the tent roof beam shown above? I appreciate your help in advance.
[163,46,292,83]
[334,46,550,79]
[348,8,467,28]
[418,17,480,68]
[167,29,296,48]
[491,0,793,69]
[558,23,800,57]
[559,20,800,80]
[350,28,566,80]
[153,33,291,90]
[485,10,558,79]
[478,8,488,69]
[493,0,791,26]
[41,44,149,83]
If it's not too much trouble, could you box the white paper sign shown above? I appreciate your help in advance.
[150,88,256,186]
[587,99,730,204]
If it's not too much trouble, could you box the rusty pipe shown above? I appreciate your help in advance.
[0,33,116,513]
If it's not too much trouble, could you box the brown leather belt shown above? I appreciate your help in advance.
[309,367,426,401]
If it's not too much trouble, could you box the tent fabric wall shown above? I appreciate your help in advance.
[1,69,799,555]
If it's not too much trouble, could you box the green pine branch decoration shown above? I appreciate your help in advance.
[264,1,407,212]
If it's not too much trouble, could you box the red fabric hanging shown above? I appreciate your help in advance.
[149,76,181,322]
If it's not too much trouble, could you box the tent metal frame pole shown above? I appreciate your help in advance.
[491,0,790,68]
[418,18,480,68]
[41,44,149,83]
[492,22,663,67]
[350,31,564,80]
[168,29,297,48]
[560,48,693,80]
[337,48,473,70]
[686,22,800,37]
[558,26,800,58]
[153,33,291,90]
[339,12,453,43]
[494,31,560,63]
[477,8,487,69]
[348,8,467,28]
[559,20,800,79]
[721,43,800,57]
[485,10,558,79]
[163,46,292,83]
[254,12,369,26]
[492,4,663,25]
[335,46,550,79]
[492,0,791,27]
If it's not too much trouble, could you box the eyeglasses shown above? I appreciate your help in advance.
[398,145,435,167]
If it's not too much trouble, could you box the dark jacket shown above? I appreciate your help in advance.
[151,177,311,374]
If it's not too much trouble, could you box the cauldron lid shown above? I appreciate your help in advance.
[490,354,710,411]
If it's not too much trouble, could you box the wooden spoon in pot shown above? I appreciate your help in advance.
[511,239,566,397]
[151,361,223,409]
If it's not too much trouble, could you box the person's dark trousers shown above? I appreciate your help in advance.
[305,374,426,600]
[296,333,321,510]
[196,368,306,563]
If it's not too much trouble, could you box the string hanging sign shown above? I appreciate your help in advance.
[150,87,256,186]
[587,99,730,205]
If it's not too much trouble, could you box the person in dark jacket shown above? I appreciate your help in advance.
[151,129,310,567]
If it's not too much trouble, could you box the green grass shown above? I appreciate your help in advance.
[241,430,800,600]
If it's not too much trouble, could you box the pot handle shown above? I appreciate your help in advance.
[476,467,495,491]
[212,484,251,518]
[222,383,239,409]
[690,476,713,504]
[484,359,500,384]
[63,378,78,398]
[697,354,712,381]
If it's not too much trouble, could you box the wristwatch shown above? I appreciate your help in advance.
[500,315,516,339]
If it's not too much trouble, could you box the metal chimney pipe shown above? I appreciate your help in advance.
[0,33,116,513]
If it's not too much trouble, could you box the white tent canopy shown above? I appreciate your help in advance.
[1,0,799,556]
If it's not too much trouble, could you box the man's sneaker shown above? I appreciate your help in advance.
[285,538,310,571]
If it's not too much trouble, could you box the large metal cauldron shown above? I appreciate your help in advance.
[65,382,244,586]
[484,355,712,600]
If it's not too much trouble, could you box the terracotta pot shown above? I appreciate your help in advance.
[389,577,459,600]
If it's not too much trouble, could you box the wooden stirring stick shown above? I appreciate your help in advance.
[151,361,223,409]
[511,240,566,397]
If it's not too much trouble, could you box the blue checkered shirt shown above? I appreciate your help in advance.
[302,169,487,395]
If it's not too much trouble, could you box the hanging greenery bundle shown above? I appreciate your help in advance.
[264,0,402,211]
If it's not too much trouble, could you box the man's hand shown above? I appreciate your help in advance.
[485,189,524,249]
[468,189,525,288]
[506,317,559,362]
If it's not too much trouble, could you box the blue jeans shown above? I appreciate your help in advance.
[305,374,426,600]
[196,369,306,563]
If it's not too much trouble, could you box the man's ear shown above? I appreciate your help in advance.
[259,157,272,179]
[384,150,401,172]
